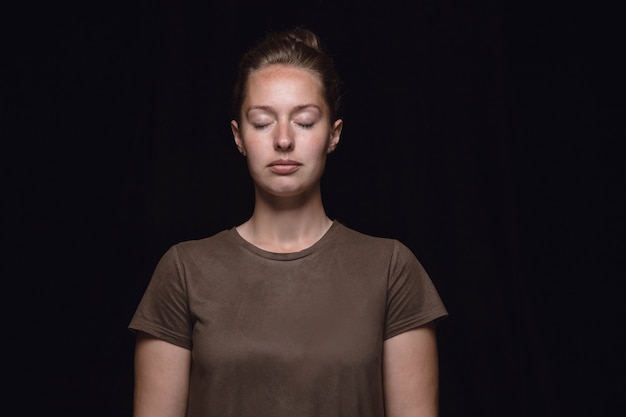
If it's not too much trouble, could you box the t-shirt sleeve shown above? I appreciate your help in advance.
[384,240,448,340]
[128,245,193,349]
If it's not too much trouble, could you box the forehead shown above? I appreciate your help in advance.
[245,64,325,105]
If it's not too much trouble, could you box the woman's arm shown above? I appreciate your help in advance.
[383,322,440,417]
[133,331,191,417]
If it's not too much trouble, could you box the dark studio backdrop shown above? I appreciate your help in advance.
[7,1,624,416]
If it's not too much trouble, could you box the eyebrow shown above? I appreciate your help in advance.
[246,104,322,115]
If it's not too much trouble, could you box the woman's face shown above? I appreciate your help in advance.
[231,64,342,199]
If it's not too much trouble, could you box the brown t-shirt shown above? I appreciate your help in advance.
[129,222,448,417]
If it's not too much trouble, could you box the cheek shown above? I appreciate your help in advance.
[239,135,264,155]
[301,140,328,159]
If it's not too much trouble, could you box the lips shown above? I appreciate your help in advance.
[268,159,302,175]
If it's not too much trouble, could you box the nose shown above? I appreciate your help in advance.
[274,121,294,152]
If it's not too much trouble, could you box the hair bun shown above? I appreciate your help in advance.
[277,27,321,51]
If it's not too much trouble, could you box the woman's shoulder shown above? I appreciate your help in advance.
[332,221,410,254]
[168,228,238,258]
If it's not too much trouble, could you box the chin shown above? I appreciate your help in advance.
[257,183,317,200]
[269,188,306,198]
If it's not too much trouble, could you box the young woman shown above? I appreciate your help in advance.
[130,27,448,417]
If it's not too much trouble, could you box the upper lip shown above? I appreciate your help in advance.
[268,159,301,167]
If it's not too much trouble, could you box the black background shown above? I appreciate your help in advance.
[7,1,624,416]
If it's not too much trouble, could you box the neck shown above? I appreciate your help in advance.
[236,185,333,253]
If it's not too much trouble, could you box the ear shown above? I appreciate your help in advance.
[231,120,246,156]
[327,119,343,154]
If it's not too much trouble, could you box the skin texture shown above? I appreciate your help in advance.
[232,64,341,200]
[383,323,440,417]
[230,64,343,253]
[132,63,441,417]
[133,332,190,417]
